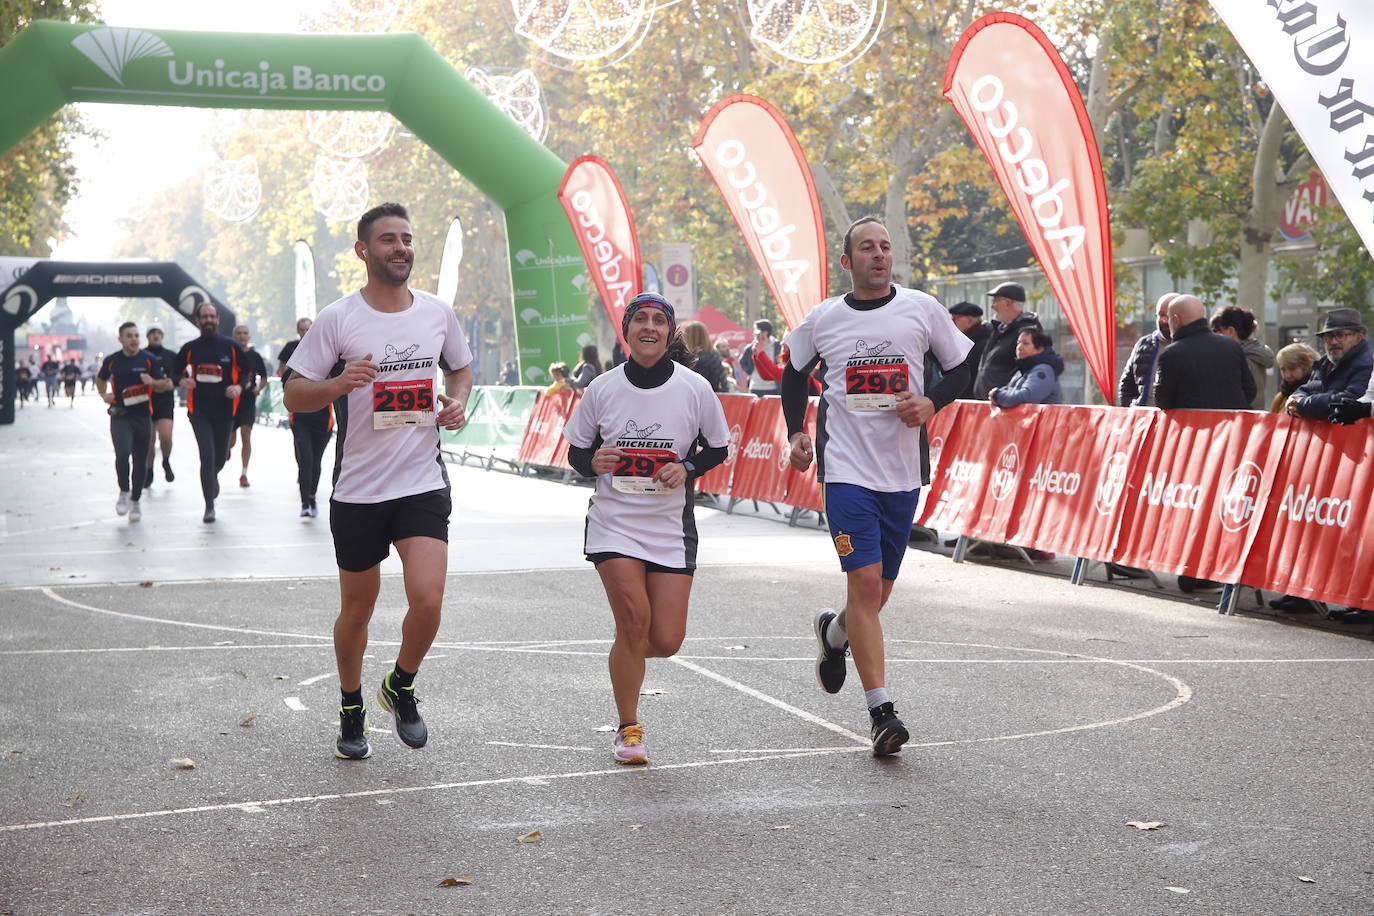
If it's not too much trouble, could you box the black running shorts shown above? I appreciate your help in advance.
[151,392,175,421]
[587,551,693,577]
[329,488,451,572]
[234,397,257,428]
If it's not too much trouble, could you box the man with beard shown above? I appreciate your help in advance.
[1119,293,1176,407]
[285,203,473,761]
[174,302,254,523]
[143,327,178,487]
[228,324,269,488]
[1287,308,1372,421]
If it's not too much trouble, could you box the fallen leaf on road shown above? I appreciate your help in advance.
[724,645,749,650]
[595,725,615,733]
[769,825,792,830]
[1165,887,1189,894]
[63,795,81,807]
[517,830,542,844]
[239,716,257,727]
[1297,876,1316,884]
[436,876,475,887]
[169,758,197,770]
[1126,821,1165,830]
[138,581,154,588]
[273,675,286,680]
[640,689,666,696]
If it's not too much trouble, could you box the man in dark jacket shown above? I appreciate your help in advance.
[948,301,990,400]
[1118,293,1175,406]
[1155,295,1255,410]
[1286,308,1372,420]
[973,281,1041,398]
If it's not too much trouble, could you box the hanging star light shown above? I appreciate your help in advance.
[306,110,396,160]
[465,67,548,143]
[745,0,885,69]
[507,0,655,66]
[301,0,405,33]
[311,155,370,224]
[203,155,262,222]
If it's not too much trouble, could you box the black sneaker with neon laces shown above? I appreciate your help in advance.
[335,705,371,760]
[868,702,909,757]
[377,672,428,749]
[813,611,847,694]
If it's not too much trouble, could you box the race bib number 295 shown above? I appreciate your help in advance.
[372,378,435,429]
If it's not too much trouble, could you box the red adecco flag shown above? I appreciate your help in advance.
[944,13,1115,402]
[693,95,827,330]
[558,156,642,345]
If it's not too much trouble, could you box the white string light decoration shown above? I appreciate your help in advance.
[203,156,262,222]
[300,0,405,33]
[306,110,396,160]
[465,67,549,143]
[311,155,370,224]
[745,0,886,69]
[507,0,655,66]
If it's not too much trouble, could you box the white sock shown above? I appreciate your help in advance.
[865,687,890,709]
[825,614,848,650]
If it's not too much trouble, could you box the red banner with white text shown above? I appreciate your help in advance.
[729,396,792,504]
[944,13,1115,402]
[558,156,642,347]
[693,95,827,331]
[518,389,580,468]
[919,401,1042,542]
[697,393,757,496]
[784,399,824,513]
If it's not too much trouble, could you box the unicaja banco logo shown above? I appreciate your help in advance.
[72,28,173,86]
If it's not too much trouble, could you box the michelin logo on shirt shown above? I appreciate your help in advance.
[848,338,903,369]
[616,420,672,449]
[377,343,433,373]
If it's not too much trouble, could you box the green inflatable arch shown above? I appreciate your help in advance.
[0,20,591,383]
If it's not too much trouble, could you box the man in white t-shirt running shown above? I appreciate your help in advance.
[782,216,973,756]
[284,202,473,760]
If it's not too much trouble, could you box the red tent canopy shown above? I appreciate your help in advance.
[693,305,751,353]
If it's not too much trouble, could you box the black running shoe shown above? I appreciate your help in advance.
[202,503,215,523]
[813,611,847,694]
[145,467,155,488]
[377,672,428,749]
[163,459,174,482]
[335,704,371,760]
[868,702,909,757]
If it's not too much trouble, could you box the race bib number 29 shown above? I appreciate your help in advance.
[612,447,676,494]
[845,361,909,411]
[372,378,435,429]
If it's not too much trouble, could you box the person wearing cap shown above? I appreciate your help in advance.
[947,301,990,400]
[973,281,1042,399]
[1285,308,1371,420]
[562,292,731,766]
[1119,293,1177,407]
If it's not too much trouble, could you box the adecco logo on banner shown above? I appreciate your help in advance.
[1278,484,1354,529]
[73,27,389,97]
[712,140,809,294]
[1094,451,1129,515]
[990,443,1020,502]
[1217,461,1264,533]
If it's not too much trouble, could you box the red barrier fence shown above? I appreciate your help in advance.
[918,402,1374,609]
[517,389,581,469]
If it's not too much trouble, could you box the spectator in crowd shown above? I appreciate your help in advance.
[1210,306,1275,409]
[15,361,31,406]
[1269,343,1319,413]
[544,362,571,396]
[974,282,1042,398]
[740,319,782,396]
[989,329,1063,407]
[500,360,519,386]
[680,321,728,392]
[1119,293,1176,407]
[1285,308,1372,420]
[948,301,989,400]
[1155,295,1255,411]
[568,345,603,390]
[714,338,746,392]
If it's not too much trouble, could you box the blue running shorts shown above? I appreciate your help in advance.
[823,482,921,580]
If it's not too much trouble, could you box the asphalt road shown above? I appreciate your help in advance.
[1,394,1371,914]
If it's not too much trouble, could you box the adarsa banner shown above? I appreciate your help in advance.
[693,95,827,330]
[944,13,1115,402]
[1208,0,1374,258]
[558,156,642,345]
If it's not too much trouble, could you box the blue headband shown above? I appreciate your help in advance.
[622,292,676,340]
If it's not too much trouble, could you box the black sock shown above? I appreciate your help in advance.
[341,687,364,709]
[618,721,638,730]
[390,663,416,690]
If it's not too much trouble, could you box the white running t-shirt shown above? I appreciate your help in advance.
[784,285,972,492]
[287,289,472,504]
[563,361,730,569]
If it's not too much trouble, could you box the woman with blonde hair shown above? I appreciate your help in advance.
[1270,343,1319,413]
[681,320,728,392]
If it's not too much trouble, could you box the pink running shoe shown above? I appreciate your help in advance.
[613,724,648,765]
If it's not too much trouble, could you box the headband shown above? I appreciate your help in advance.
[621,292,676,341]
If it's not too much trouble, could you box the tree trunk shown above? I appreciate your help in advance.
[1237,103,1306,338]
[883,107,959,287]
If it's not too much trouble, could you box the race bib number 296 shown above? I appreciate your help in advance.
[845,361,909,411]
[372,378,435,429]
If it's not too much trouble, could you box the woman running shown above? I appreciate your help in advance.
[563,293,731,765]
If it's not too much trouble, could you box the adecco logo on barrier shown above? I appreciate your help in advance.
[1278,484,1354,529]
[1028,461,1080,496]
[1094,451,1129,515]
[1217,461,1264,533]
[990,443,1020,502]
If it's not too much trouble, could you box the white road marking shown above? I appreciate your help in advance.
[0,747,856,833]
[297,673,335,686]
[0,643,332,656]
[668,656,869,745]
[41,588,335,643]
[487,741,597,752]
[283,697,307,711]
[709,747,869,754]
